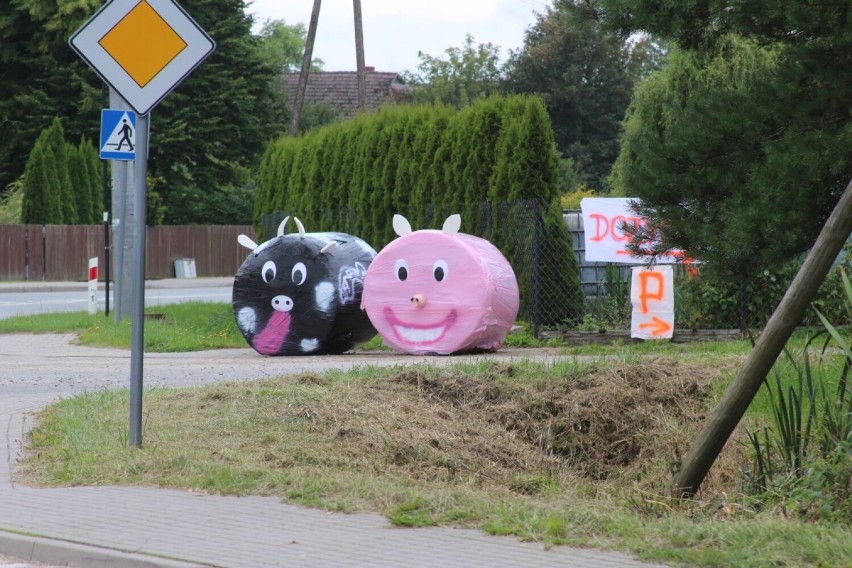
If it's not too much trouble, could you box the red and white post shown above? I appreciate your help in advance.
[88,257,98,315]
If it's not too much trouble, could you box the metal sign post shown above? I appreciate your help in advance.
[128,114,149,447]
[70,0,214,447]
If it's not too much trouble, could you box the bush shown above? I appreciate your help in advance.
[0,178,24,223]
[560,184,595,211]
[675,246,852,330]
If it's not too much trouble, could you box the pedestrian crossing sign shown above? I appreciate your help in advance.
[100,109,136,160]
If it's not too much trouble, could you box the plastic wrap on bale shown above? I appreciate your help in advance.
[233,217,377,355]
[361,214,520,355]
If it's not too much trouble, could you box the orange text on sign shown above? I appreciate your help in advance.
[588,213,646,243]
[638,271,664,314]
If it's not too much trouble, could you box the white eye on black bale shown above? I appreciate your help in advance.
[394,259,409,282]
[292,262,307,285]
[262,260,277,283]
[433,259,448,282]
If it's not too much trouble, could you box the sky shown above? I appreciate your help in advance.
[245,0,548,74]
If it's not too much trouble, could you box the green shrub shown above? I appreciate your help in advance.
[560,184,595,211]
[675,247,852,330]
[0,178,24,223]
[582,264,631,330]
[21,141,62,224]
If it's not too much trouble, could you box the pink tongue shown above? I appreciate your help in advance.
[252,311,292,355]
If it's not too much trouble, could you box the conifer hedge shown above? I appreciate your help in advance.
[255,95,583,325]
[21,120,102,225]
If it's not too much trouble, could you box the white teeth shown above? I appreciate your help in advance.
[395,324,443,343]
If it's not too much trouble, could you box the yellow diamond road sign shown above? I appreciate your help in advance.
[70,0,215,116]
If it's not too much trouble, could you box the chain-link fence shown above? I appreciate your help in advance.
[261,200,852,337]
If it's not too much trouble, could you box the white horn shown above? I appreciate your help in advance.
[294,217,306,238]
[393,214,412,236]
[442,214,461,234]
[237,234,258,250]
[320,242,338,254]
[277,216,290,237]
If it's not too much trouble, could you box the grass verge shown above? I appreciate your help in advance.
[17,355,852,567]
[0,302,245,351]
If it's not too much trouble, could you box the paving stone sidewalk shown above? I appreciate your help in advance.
[0,332,669,568]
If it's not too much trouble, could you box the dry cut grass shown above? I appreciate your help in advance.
[23,356,745,509]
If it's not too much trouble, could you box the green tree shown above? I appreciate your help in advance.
[43,118,77,224]
[21,140,62,224]
[254,18,332,138]
[0,0,102,194]
[80,137,103,224]
[152,0,284,224]
[0,0,285,224]
[255,19,319,73]
[503,0,648,191]
[603,0,851,281]
[409,106,454,228]
[66,142,93,224]
[598,0,849,51]
[391,106,430,220]
[402,35,505,108]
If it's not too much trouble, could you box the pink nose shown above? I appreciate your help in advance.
[410,294,427,308]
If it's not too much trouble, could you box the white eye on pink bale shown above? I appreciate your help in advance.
[394,258,409,281]
[433,259,448,282]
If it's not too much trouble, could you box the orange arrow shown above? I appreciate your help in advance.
[639,316,672,336]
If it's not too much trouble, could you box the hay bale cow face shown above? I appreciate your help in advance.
[233,218,377,355]
[362,214,520,355]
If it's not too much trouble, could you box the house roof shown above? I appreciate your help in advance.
[282,69,412,118]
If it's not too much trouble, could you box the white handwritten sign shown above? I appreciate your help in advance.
[630,266,674,340]
[580,197,687,265]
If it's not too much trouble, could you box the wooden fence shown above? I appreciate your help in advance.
[0,224,256,281]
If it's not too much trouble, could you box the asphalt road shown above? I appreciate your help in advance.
[0,278,233,320]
